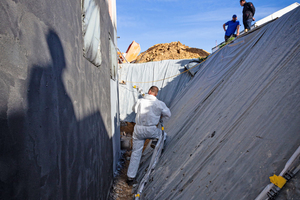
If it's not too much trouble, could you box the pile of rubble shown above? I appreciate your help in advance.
[135,41,209,63]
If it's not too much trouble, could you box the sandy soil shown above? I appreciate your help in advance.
[135,41,209,63]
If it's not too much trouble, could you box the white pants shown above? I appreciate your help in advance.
[127,125,166,179]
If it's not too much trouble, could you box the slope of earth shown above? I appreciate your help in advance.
[135,41,209,63]
[139,7,300,200]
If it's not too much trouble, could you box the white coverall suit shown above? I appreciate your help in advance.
[127,94,171,179]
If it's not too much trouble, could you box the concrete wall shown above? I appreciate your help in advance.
[0,0,118,199]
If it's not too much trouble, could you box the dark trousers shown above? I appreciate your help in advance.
[225,34,237,42]
[243,18,253,30]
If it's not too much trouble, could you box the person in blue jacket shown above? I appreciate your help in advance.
[223,14,240,42]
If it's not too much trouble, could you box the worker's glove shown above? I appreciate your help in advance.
[159,118,163,124]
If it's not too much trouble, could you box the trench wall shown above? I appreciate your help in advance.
[0,0,116,199]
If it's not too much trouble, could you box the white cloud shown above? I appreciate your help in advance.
[177,5,284,25]
[177,7,243,25]
[117,15,139,28]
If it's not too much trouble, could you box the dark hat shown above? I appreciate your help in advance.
[232,14,237,18]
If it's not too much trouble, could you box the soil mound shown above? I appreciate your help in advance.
[135,41,209,63]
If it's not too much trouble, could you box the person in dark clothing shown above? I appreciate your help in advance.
[240,0,255,31]
[223,14,240,42]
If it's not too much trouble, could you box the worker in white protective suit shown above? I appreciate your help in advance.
[127,86,171,185]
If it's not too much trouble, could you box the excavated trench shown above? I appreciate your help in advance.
[110,122,152,200]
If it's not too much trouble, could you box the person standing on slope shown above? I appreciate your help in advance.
[127,86,171,185]
[240,0,256,31]
[223,14,240,42]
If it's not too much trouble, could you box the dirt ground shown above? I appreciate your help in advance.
[110,122,151,200]
[135,41,210,63]
[109,151,134,200]
[120,122,135,135]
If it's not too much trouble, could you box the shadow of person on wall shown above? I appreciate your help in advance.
[27,29,113,200]
[25,29,78,199]
[0,29,113,200]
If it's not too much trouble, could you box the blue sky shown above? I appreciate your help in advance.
[116,0,298,53]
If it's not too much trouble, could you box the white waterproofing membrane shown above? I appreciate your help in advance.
[119,59,201,122]
[82,0,102,66]
[129,7,299,199]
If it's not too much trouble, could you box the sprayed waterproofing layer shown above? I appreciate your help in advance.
[118,59,200,122]
[137,7,300,199]
[0,0,116,199]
